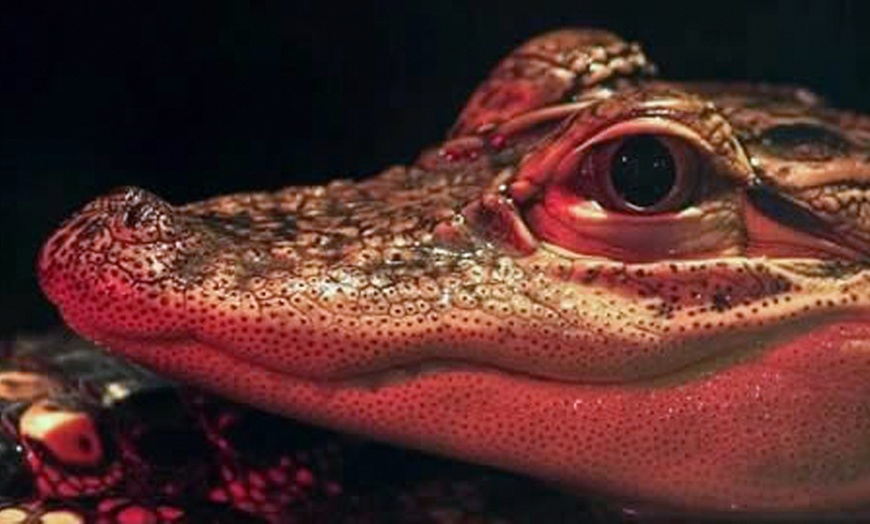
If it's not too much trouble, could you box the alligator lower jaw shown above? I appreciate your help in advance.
[77,317,870,514]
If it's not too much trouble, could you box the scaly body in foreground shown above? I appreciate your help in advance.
[38,29,870,514]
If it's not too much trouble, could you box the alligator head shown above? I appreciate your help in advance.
[38,29,870,515]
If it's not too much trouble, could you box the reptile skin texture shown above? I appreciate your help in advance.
[38,29,870,517]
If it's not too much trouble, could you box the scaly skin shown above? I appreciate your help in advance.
[37,29,870,515]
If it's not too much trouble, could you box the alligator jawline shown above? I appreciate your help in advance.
[91,312,837,393]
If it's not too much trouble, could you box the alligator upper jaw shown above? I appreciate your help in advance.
[39,236,863,390]
[38,186,870,388]
[39,234,868,396]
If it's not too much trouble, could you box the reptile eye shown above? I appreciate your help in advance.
[579,133,699,214]
[521,120,736,262]
[611,136,676,208]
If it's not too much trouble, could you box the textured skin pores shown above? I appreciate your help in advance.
[38,29,870,514]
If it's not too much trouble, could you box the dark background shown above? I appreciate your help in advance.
[2,1,868,337]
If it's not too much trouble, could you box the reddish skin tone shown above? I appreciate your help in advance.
[38,29,870,515]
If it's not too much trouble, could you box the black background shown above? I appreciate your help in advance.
[2,1,868,337]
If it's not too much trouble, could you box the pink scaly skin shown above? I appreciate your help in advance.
[37,29,870,517]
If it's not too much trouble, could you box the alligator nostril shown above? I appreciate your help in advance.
[84,186,180,243]
[123,201,152,229]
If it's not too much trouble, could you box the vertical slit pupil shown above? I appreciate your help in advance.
[610,135,676,208]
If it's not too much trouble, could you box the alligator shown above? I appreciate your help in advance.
[37,28,870,518]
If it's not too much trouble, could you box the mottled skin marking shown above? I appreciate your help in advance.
[38,29,870,514]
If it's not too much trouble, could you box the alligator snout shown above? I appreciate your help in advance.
[40,186,177,263]
[37,187,197,341]
[39,187,177,287]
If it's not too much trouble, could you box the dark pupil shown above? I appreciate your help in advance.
[610,135,676,209]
